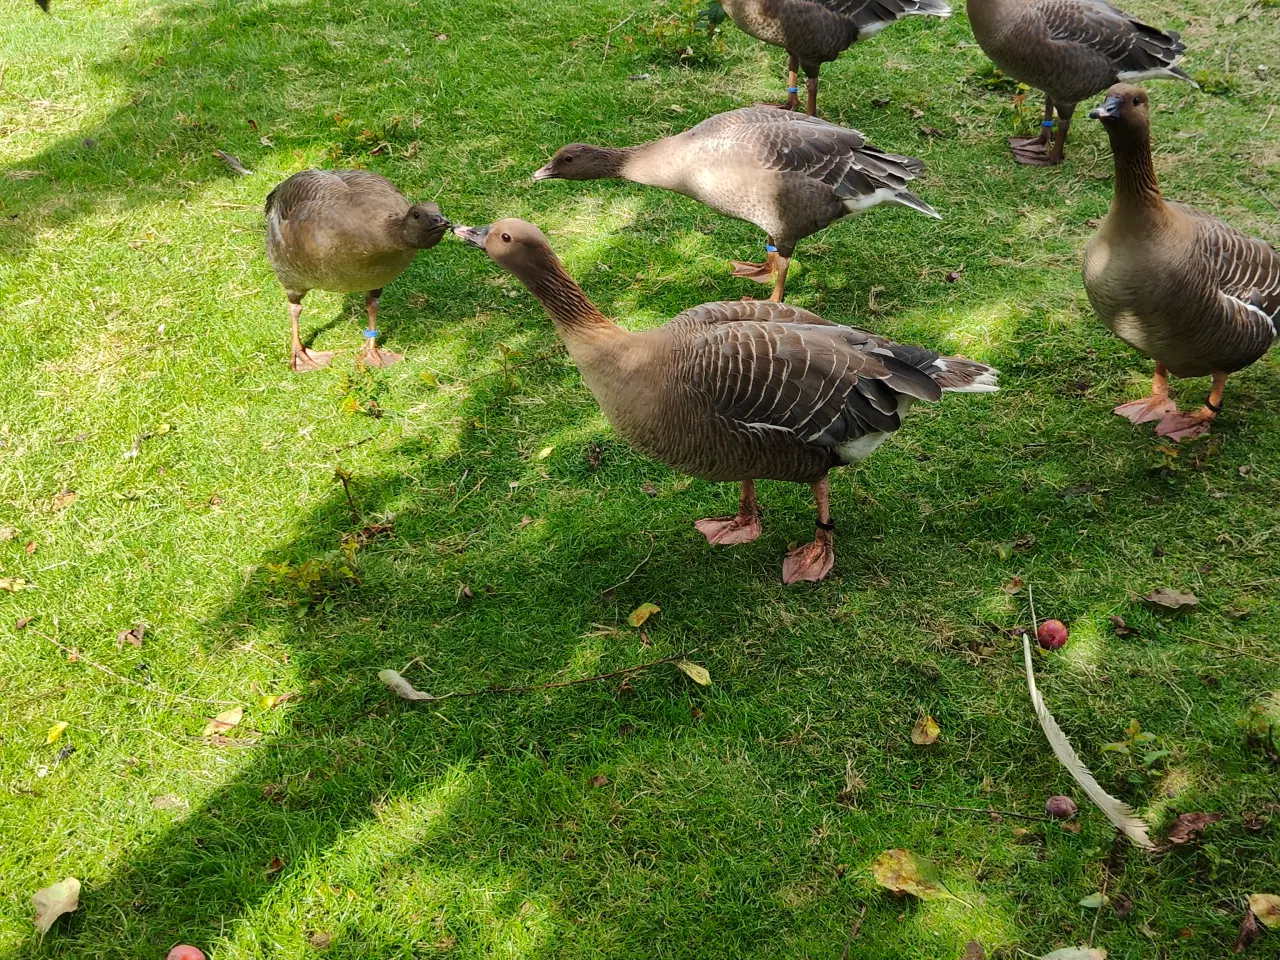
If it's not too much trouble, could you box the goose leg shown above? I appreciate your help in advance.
[805,73,819,117]
[1010,95,1054,163]
[730,245,782,285]
[782,477,836,584]
[288,293,334,373]
[1155,371,1227,441]
[358,289,403,368]
[1046,104,1074,165]
[695,479,763,546]
[764,54,801,110]
[769,254,792,302]
[1113,362,1177,424]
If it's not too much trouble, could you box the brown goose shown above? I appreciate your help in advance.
[717,0,951,115]
[264,170,449,371]
[1084,85,1279,440]
[453,218,998,583]
[967,0,1194,165]
[532,107,937,302]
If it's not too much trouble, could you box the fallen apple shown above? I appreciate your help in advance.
[166,946,206,960]
[1037,619,1069,650]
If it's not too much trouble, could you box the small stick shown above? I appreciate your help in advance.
[335,468,361,525]
[893,797,1051,823]
[601,13,636,61]
[386,648,698,702]
[34,628,233,706]
[1088,863,1112,947]
[598,533,656,600]
[839,905,869,960]
[1261,105,1275,133]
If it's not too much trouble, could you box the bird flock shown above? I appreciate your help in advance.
[249,0,1278,583]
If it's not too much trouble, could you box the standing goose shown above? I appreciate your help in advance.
[532,107,938,302]
[265,170,450,371]
[716,0,952,116]
[1084,85,1280,440]
[967,0,1194,165]
[453,219,998,583]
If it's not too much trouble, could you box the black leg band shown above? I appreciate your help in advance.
[1206,397,1224,414]
[815,518,835,532]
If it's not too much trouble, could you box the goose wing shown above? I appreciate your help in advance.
[812,0,951,25]
[1033,0,1189,77]
[1181,205,1280,345]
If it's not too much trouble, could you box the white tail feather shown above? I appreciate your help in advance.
[1022,633,1156,850]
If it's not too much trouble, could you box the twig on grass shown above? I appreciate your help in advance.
[893,797,1051,823]
[1088,855,1113,947]
[839,905,869,960]
[601,13,636,61]
[381,648,698,702]
[598,533,656,601]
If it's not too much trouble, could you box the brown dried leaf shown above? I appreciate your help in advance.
[202,706,243,737]
[1143,588,1198,612]
[870,849,947,900]
[1110,614,1137,637]
[911,714,940,746]
[25,540,37,555]
[1250,894,1280,928]
[1234,908,1259,952]
[32,877,80,934]
[627,602,660,627]
[15,616,33,631]
[590,774,609,788]
[116,625,145,649]
[1166,811,1224,844]
[52,490,77,510]
[265,855,285,876]
[1003,576,1024,594]
[963,942,986,960]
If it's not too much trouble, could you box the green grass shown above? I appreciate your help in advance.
[2,0,1279,956]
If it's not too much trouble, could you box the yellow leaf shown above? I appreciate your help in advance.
[871,849,947,900]
[676,660,711,686]
[536,446,554,460]
[32,877,80,934]
[911,714,940,746]
[0,577,29,592]
[259,692,295,711]
[1250,894,1280,928]
[627,602,661,627]
[202,706,243,737]
[46,721,68,745]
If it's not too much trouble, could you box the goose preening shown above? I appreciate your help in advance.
[1084,85,1280,440]
[532,107,938,302]
[967,0,1194,165]
[264,170,450,371]
[453,218,998,583]
[716,0,952,115]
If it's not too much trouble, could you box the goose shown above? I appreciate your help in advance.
[452,218,998,583]
[967,0,1194,165]
[532,107,938,302]
[264,170,450,371]
[715,0,952,116]
[1084,85,1280,440]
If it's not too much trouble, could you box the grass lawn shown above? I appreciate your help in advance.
[2,0,1280,956]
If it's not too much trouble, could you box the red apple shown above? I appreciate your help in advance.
[166,947,206,960]
[1037,619,1069,650]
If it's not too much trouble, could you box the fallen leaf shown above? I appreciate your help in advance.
[1143,588,1198,612]
[379,669,434,701]
[1003,576,1024,594]
[52,490,77,510]
[202,706,243,737]
[1166,811,1224,844]
[457,583,474,602]
[32,877,80,934]
[151,793,188,810]
[536,446,554,460]
[590,774,609,788]
[46,721,68,744]
[518,515,534,529]
[963,942,986,960]
[1,577,30,592]
[1249,894,1280,928]
[265,856,285,876]
[15,616,33,630]
[871,849,947,900]
[627,602,660,627]
[1041,950,1106,960]
[24,540,37,555]
[920,125,944,137]
[1079,892,1110,909]
[309,931,333,949]
[259,692,295,710]
[676,660,711,686]
[213,149,252,175]
[587,444,602,470]
[1110,614,1137,637]
[641,481,658,496]
[1113,894,1134,918]
[911,714,940,745]
[1234,907,1259,952]
[116,624,145,649]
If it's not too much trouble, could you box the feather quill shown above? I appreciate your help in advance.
[1022,632,1155,850]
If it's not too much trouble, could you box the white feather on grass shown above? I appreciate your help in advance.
[1022,632,1156,851]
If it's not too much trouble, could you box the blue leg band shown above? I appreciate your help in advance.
[363,329,378,339]
[766,244,778,253]
[787,86,799,94]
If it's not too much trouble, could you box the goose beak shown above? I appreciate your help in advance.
[1089,95,1123,120]
[531,163,555,182]
[451,224,491,248]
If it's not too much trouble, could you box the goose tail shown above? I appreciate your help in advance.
[930,356,1000,393]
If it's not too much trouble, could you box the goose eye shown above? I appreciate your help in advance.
[562,155,573,164]
[1132,96,1141,105]
[501,232,512,243]
[412,210,420,219]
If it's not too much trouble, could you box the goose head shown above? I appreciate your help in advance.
[532,144,625,181]
[1089,84,1151,132]
[402,202,451,249]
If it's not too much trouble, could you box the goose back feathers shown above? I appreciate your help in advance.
[534,108,936,257]
[1084,86,1279,379]
[721,0,951,74]
[968,0,1191,108]
[265,169,448,297]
